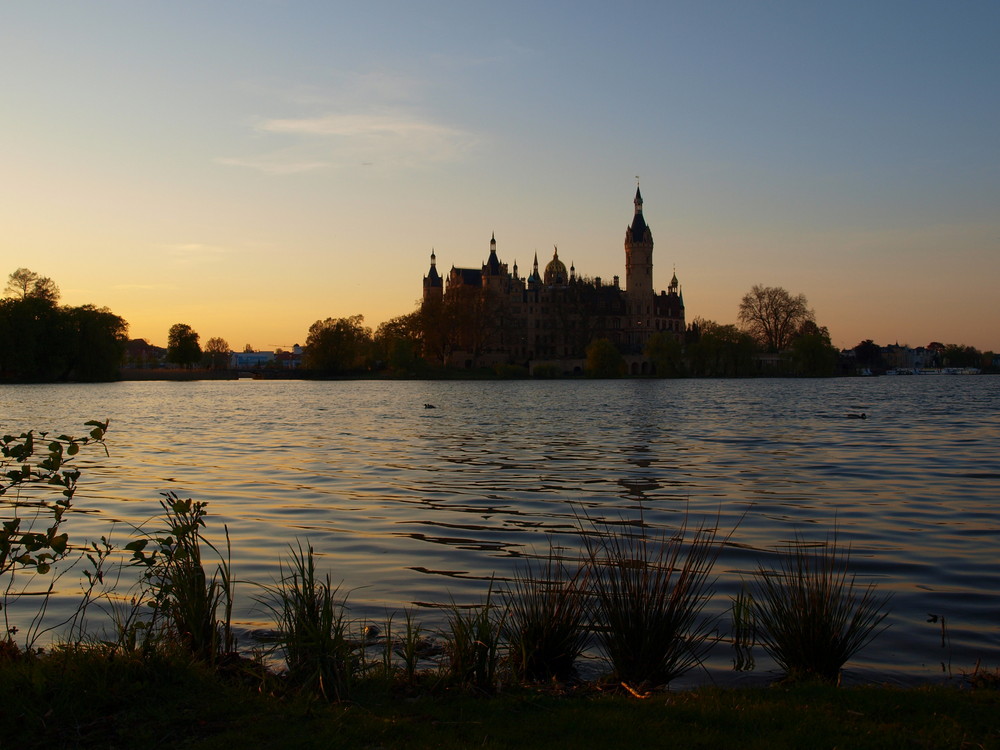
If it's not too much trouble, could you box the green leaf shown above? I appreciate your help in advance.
[49,533,69,555]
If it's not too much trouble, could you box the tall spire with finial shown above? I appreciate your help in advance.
[485,232,501,275]
[624,182,653,301]
[422,248,443,304]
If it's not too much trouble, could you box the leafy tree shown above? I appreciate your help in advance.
[853,340,884,372]
[374,313,422,374]
[738,285,814,352]
[204,337,231,370]
[585,338,625,378]
[64,305,129,381]
[0,295,69,381]
[167,324,202,368]
[941,344,981,368]
[787,322,839,376]
[4,268,60,303]
[644,331,685,377]
[0,270,127,382]
[304,314,373,374]
[685,318,759,377]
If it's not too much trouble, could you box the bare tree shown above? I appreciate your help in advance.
[738,285,814,352]
[5,268,60,303]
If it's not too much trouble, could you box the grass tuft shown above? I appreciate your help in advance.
[444,583,504,693]
[730,586,756,671]
[583,514,727,688]
[258,541,354,701]
[749,534,891,683]
[501,544,588,683]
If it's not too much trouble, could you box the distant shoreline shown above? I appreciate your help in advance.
[118,368,240,381]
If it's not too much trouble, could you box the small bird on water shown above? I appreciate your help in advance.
[847,412,867,419]
[424,403,436,409]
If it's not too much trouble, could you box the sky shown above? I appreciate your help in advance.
[2,1,998,352]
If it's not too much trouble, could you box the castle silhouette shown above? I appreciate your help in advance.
[421,187,684,374]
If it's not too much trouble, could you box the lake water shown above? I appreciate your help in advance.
[2,376,998,686]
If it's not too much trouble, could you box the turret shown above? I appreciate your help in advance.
[422,249,443,305]
[484,233,502,276]
[527,252,542,287]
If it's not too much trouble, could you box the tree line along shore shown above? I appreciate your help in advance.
[3,267,994,382]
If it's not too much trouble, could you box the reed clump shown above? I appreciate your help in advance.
[443,584,504,693]
[501,545,588,683]
[582,516,727,688]
[730,585,756,671]
[748,535,891,683]
[258,542,354,701]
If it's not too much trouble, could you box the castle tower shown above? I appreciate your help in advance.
[624,186,654,300]
[422,250,443,305]
[624,186,656,352]
[482,233,508,292]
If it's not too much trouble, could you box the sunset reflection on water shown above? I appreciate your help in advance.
[3,376,998,685]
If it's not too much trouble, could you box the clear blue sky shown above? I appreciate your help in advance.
[3,1,998,350]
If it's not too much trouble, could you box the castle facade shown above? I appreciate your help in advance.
[421,187,685,374]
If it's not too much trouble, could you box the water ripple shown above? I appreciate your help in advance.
[2,376,998,683]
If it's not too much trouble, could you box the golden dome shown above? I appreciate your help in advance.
[544,247,567,285]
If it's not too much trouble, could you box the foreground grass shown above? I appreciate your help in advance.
[2,652,998,750]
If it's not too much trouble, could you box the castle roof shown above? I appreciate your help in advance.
[544,247,567,285]
[485,233,502,274]
[629,185,649,242]
[453,267,482,286]
[424,251,442,286]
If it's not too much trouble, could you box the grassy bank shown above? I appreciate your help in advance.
[2,650,998,749]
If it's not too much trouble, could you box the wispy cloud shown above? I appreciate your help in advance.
[220,108,480,174]
[259,112,462,139]
[161,243,233,265]
[112,283,176,291]
[215,154,330,175]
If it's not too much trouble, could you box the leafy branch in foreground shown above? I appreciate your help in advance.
[126,492,234,662]
[1,421,109,647]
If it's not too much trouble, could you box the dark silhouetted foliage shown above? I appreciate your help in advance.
[167,323,202,368]
[304,315,373,374]
[0,285,127,382]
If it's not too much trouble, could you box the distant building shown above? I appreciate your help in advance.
[421,188,685,374]
[230,351,274,370]
[124,338,166,368]
[230,345,303,371]
[882,343,938,372]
